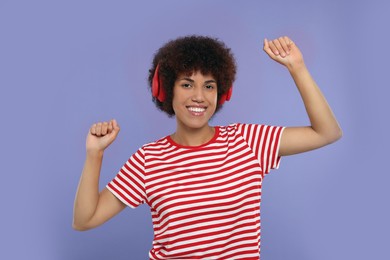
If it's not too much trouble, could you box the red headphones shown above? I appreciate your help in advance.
[152,64,233,105]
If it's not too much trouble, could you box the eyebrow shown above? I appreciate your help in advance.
[179,77,217,84]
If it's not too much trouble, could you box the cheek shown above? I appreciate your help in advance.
[171,87,179,107]
[171,90,185,113]
[209,92,218,105]
[171,96,178,113]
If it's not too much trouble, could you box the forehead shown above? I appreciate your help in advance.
[176,70,216,81]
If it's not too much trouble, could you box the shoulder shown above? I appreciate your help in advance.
[141,135,170,149]
[217,123,263,135]
[140,135,179,159]
[218,123,266,133]
[219,123,284,140]
[217,123,260,141]
[218,123,241,133]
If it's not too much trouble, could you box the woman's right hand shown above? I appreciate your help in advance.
[86,119,120,154]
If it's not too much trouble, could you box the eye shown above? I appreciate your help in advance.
[181,83,191,88]
[204,84,216,90]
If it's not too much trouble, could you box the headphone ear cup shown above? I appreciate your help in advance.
[219,86,233,105]
[225,86,233,101]
[152,64,160,100]
[152,64,166,102]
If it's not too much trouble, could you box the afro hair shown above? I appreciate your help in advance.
[148,35,237,116]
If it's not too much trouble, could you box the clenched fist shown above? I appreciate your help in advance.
[263,36,305,70]
[86,119,120,154]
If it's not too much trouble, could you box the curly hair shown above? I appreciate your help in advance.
[148,35,237,116]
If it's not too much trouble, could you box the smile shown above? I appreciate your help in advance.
[187,106,206,114]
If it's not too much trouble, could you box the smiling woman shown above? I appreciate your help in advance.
[73,35,341,260]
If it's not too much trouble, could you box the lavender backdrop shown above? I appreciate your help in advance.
[1,0,389,259]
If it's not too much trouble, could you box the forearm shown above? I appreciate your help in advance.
[288,63,342,143]
[73,151,104,229]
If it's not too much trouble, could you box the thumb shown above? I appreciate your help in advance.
[110,119,120,137]
[101,119,120,149]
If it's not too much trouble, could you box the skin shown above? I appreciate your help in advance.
[73,36,342,231]
[263,36,342,155]
[73,119,125,231]
[170,73,218,146]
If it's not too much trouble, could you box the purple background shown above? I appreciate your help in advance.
[1,0,389,259]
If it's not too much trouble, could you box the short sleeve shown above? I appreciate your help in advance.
[237,123,285,175]
[106,148,147,208]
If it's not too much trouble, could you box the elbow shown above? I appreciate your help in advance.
[326,127,343,144]
[72,223,87,231]
[336,127,343,141]
[72,219,91,231]
[333,126,343,142]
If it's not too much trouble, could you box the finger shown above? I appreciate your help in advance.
[283,36,294,51]
[263,39,274,58]
[279,36,290,55]
[101,122,109,135]
[90,124,97,135]
[285,36,296,50]
[263,38,270,53]
[263,38,278,58]
[95,122,102,136]
[112,119,119,129]
[107,120,113,134]
[283,36,293,44]
[111,119,120,136]
[268,40,280,56]
[272,38,285,57]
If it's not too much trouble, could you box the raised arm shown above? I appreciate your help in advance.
[73,119,126,231]
[263,36,342,156]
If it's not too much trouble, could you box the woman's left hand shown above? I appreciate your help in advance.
[263,36,304,70]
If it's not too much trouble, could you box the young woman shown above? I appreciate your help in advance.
[73,35,342,259]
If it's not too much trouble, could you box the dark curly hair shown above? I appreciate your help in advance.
[148,35,237,116]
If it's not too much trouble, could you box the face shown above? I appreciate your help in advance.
[172,71,218,132]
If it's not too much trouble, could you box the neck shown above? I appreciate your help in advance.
[171,125,215,147]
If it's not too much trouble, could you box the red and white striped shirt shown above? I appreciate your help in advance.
[107,123,284,260]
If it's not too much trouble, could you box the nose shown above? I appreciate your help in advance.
[191,85,204,102]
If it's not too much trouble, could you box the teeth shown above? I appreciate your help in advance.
[188,107,205,113]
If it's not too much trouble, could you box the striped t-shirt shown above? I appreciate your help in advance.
[107,123,284,260]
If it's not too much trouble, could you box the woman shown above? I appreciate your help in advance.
[73,35,342,259]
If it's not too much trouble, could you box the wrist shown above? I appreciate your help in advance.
[86,149,104,159]
[287,61,307,75]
